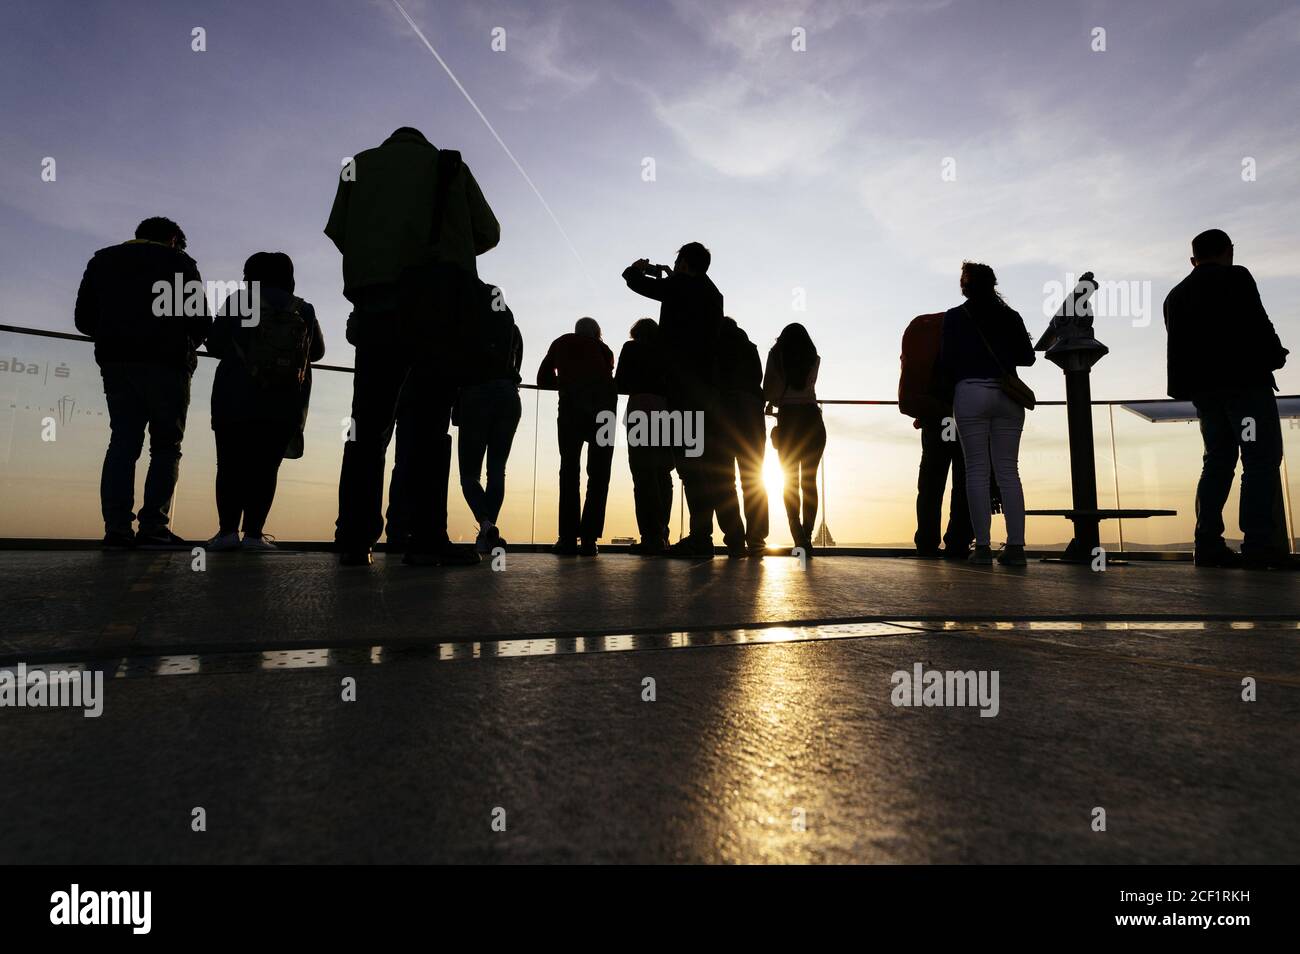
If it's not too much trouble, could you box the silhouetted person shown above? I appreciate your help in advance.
[718,316,768,557]
[763,323,825,555]
[900,312,973,559]
[205,252,324,552]
[622,243,725,559]
[1164,229,1292,569]
[615,318,674,554]
[457,282,524,554]
[537,317,616,556]
[74,216,210,549]
[941,262,1035,566]
[325,126,499,566]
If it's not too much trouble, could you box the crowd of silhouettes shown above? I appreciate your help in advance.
[71,128,1294,569]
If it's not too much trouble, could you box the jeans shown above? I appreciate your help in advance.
[214,422,293,535]
[336,314,454,551]
[457,379,521,526]
[954,379,1025,547]
[774,403,826,546]
[98,361,191,534]
[626,393,675,547]
[915,416,973,553]
[1193,387,1287,557]
[557,390,616,544]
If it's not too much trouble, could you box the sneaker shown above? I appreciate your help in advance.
[726,543,746,559]
[204,531,242,552]
[136,528,189,550]
[578,540,599,556]
[102,529,136,550]
[968,545,994,565]
[629,540,666,556]
[551,539,580,556]
[665,536,714,559]
[914,548,943,560]
[339,549,373,566]
[242,533,278,552]
[997,544,1027,567]
[942,546,972,561]
[475,524,501,555]
[1194,546,1241,568]
[438,544,483,567]
[746,545,766,559]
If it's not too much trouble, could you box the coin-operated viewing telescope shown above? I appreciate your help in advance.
[1026,272,1174,563]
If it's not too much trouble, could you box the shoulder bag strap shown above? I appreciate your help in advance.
[429,149,462,250]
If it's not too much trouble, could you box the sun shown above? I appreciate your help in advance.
[762,446,785,503]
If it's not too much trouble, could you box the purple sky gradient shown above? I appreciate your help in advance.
[2,0,1298,399]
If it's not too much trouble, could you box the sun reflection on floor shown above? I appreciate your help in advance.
[678,622,856,863]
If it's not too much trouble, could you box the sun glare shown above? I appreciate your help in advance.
[762,447,785,502]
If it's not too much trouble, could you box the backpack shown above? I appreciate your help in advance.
[244,296,311,389]
[898,312,948,420]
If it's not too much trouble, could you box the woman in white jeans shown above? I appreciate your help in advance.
[940,262,1036,565]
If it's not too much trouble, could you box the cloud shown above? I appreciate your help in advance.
[650,78,847,178]
[645,0,954,179]
[506,11,598,93]
[373,0,596,93]
[856,103,1300,282]
[452,1,598,102]
[675,0,954,61]
[1189,4,1300,87]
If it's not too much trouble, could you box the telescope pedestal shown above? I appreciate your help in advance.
[1054,345,1105,563]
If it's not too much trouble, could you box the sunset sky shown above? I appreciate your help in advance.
[2,0,1298,544]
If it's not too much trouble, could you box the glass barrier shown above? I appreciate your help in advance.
[0,327,1294,550]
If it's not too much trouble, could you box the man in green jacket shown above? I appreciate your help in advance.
[326,127,500,566]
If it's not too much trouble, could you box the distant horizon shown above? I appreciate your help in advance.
[3,316,1296,548]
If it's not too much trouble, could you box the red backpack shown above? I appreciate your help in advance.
[898,312,948,421]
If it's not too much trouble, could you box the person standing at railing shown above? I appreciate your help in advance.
[900,312,974,560]
[204,252,324,552]
[940,262,1035,567]
[622,243,726,559]
[1164,229,1293,570]
[615,318,674,555]
[456,282,524,555]
[325,126,500,567]
[537,318,616,556]
[717,316,768,558]
[74,216,211,550]
[763,323,825,556]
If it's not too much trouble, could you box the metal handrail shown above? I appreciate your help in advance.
[6,323,1293,406]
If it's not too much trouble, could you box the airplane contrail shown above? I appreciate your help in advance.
[389,0,593,285]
